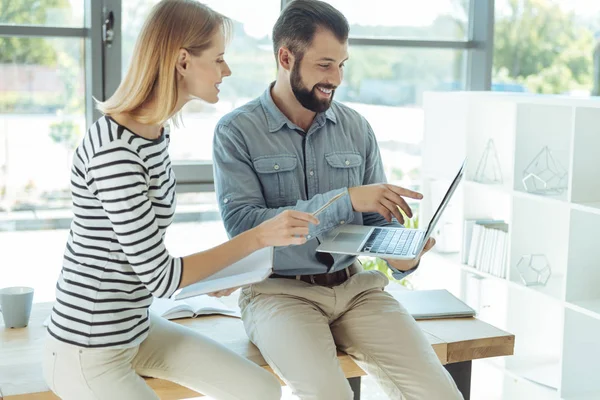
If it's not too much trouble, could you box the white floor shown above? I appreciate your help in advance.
[1,221,511,399]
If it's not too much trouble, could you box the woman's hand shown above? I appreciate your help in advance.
[254,210,319,247]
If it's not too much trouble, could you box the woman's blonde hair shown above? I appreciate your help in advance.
[96,0,231,126]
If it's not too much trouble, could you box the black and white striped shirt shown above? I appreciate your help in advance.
[48,116,182,348]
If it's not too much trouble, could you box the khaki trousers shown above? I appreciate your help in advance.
[42,313,281,400]
[239,269,464,400]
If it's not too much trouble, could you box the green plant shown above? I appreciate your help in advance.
[360,256,414,288]
[49,120,81,150]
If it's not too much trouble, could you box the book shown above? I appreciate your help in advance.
[463,219,509,277]
[173,247,273,301]
[41,296,242,327]
[150,296,240,320]
[388,289,476,320]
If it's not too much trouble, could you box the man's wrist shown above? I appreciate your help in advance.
[387,259,420,280]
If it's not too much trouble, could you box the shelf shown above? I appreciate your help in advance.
[570,201,600,216]
[464,179,569,207]
[513,189,569,206]
[565,209,600,308]
[565,299,600,322]
[466,99,516,189]
[476,357,560,400]
[509,195,569,302]
[506,356,561,391]
[513,103,572,204]
[464,179,510,195]
[422,92,600,400]
[509,274,565,302]
[561,309,600,398]
[427,252,564,305]
[562,394,600,400]
[571,107,600,206]
[461,264,507,282]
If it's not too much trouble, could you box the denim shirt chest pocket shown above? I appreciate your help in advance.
[325,151,363,190]
[253,154,300,207]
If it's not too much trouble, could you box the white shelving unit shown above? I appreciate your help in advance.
[420,92,600,400]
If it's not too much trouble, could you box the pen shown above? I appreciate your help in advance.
[312,192,347,217]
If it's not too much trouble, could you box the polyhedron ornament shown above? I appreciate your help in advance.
[516,254,551,286]
[522,146,568,195]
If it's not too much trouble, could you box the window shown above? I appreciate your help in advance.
[336,47,465,187]
[0,0,84,27]
[122,0,279,163]
[0,0,88,302]
[0,1,491,301]
[317,0,483,219]
[325,0,469,41]
[493,0,600,96]
[0,1,87,215]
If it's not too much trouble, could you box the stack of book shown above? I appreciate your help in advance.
[461,219,509,278]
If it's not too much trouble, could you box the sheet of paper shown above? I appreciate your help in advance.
[174,247,273,300]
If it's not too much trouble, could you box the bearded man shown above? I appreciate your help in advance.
[212,1,463,399]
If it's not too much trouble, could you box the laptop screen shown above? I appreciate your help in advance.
[423,159,467,239]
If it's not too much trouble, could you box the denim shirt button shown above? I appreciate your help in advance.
[273,164,280,170]
[340,220,345,224]
[345,160,350,166]
[223,198,229,204]
[309,170,314,176]
[306,234,312,239]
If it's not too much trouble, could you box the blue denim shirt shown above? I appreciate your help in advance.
[213,85,415,279]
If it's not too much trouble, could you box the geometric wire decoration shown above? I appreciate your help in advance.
[516,254,552,286]
[474,139,503,184]
[521,146,568,195]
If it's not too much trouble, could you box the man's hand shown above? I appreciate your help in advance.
[384,237,436,271]
[348,184,423,223]
[207,287,240,298]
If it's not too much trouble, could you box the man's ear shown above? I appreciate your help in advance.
[175,48,190,76]
[278,47,294,72]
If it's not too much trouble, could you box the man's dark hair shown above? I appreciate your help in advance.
[272,0,349,63]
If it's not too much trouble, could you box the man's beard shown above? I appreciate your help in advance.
[290,62,336,113]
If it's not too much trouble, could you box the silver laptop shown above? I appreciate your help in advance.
[316,159,466,260]
[389,289,476,320]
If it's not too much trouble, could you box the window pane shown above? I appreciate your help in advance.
[0,0,84,27]
[336,47,465,212]
[0,37,85,214]
[121,0,280,162]
[324,0,469,41]
[494,0,600,96]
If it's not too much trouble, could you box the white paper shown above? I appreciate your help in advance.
[174,247,273,300]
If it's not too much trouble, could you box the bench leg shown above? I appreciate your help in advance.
[348,376,361,400]
[445,360,472,400]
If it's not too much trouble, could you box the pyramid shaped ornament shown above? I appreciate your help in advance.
[474,139,503,184]
[521,146,568,195]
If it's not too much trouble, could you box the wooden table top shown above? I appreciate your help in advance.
[0,302,514,399]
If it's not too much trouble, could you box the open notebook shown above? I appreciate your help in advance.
[150,296,240,320]
[173,247,274,301]
[42,296,241,327]
[388,289,476,320]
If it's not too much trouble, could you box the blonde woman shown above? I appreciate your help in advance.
[41,1,317,399]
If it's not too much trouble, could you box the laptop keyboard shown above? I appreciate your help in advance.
[360,228,422,256]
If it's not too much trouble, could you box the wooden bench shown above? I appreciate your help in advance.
[0,302,514,400]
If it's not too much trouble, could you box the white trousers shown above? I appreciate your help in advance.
[42,313,281,400]
[239,268,464,400]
